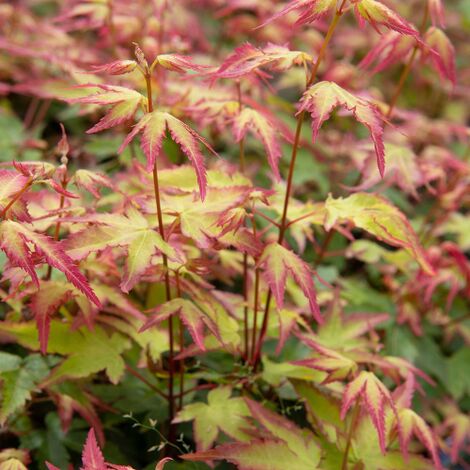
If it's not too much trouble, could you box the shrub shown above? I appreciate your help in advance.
[0,0,468,469]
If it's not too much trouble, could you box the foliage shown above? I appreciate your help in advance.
[0,0,468,469]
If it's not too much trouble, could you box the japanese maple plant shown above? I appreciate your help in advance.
[0,0,468,469]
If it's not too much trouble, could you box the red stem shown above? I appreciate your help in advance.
[253,2,346,369]
[45,169,68,280]
[146,71,175,433]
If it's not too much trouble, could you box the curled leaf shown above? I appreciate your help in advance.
[298,81,385,177]
[232,107,282,180]
[154,54,207,73]
[0,221,100,307]
[353,0,419,36]
[429,0,445,28]
[69,84,145,134]
[259,242,321,323]
[256,0,337,28]
[423,27,456,86]
[90,60,137,75]
[324,193,434,274]
[213,42,313,80]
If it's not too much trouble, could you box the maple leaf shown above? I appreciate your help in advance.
[81,428,106,470]
[53,391,104,446]
[46,428,173,470]
[30,281,73,354]
[256,0,337,28]
[153,54,207,73]
[0,458,28,470]
[0,353,50,425]
[351,405,433,469]
[259,242,321,322]
[188,288,242,350]
[359,32,416,74]
[245,399,322,467]
[0,170,30,209]
[304,294,389,351]
[0,321,130,384]
[90,60,138,75]
[0,221,100,306]
[69,84,145,134]
[232,107,282,180]
[183,440,317,470]
[341,371,395,453]
[261,357,325,386]
[12,161,56,180]
[183,399,321,469]
[324,193,434,274]
[63,209,181,293]
[169,186,261,256]
[72,169,114,198]
[353,0,419,36]
[423,27,456,86]
[293,380,346,442]
[141,298,219,351]
[213,42,313,80]
[392,375,443,469]
[173,386,253,451]
[350,143,425,198]
[298,81,385,177]
[441,412,470,464]
[9,162,75,201]
[397,409,442,469]
[429,0,445,28]
[119,111,216,200]
[293,341,358,383]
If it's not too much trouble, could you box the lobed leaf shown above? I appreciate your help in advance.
[324,193,434,274]
[69,84,145,134]
[359,32,416,74]
[341,371,394,453]
[119,111,215,200]
[293,342,358,383]
[182,439,319,470]
[90,60,137,75]
[259,242,321,323]
[298,81,385,176]
[256,0,337,28]
[30,281,73,354]
[429,0,445,27]
[0,355,50,425]
[64,210,180,292]
[0,221,100,306]
[213,42,313,79]
[232,108,282,180]
[154,54,207,73]
[81,428,106,470]
[72,169,113,198]
[397,409,442,469]
[354,0,419,36]
[174,387,253,451]
[0,321,130,384]
[0,170,30,205]
[141,298,218,351]
[245,399,322,467]
[424,27,456,85]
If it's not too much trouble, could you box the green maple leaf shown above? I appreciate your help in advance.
[0,353,51,424]
[183,398,322,469]
[174,386,253,450]
[0,321,130,385]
